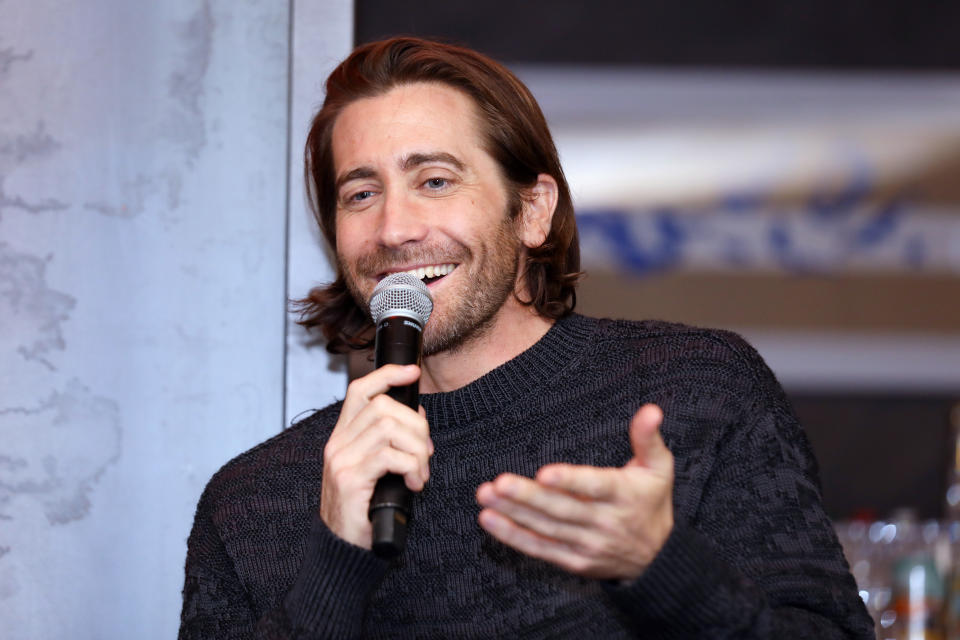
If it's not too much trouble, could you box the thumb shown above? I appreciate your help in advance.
[628,404,672,474]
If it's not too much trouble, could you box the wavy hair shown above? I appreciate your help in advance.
[293,37,581,353]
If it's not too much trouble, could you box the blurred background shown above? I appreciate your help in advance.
[1,0,958,637]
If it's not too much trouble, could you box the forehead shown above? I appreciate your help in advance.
[331,82,485,174]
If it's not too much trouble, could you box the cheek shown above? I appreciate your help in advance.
[333,237,349,264]
[335,218,365,259]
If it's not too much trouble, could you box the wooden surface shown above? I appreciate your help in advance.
[577,271,960,333]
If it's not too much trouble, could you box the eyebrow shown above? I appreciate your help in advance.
[400,152,465,172]
[335,152,466,193]
[335,167,377,193]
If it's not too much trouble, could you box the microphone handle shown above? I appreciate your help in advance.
[370,316,422,558]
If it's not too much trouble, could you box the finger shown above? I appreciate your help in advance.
[340,364,421,420]
[331,396,430,475]
[477,509,590,574]
[334,391,425,446]
[354,447,427,492]
[338,410,432,483]
[419,406,435,456]
[534,464,621,501]
[628,404,671,474]
[476,488,603,550]
[478,474,597,523]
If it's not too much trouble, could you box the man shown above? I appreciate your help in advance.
[180,37,874,638]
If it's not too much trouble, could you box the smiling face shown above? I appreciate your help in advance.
[331,82,528,355]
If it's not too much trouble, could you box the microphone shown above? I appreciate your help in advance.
[367,271,433,558]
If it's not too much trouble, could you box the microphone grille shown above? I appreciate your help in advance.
[369,272,434,327]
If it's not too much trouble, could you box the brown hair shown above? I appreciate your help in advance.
[293,37,581,353]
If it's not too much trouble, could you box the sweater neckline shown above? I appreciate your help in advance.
[419,313,596,429]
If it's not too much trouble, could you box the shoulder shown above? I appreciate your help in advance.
[196,402,343,511]
[587,315,770,378]
[591,314,747,349]
[581,317,815,490]
[598,317,810,458]
[182,403,345,592]
[579,314,793,425]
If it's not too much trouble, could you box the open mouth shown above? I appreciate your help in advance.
[383,263,457,286]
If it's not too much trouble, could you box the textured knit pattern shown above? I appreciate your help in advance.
[179,314,875,639]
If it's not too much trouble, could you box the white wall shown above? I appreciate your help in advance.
[285,0,353,422]
[0,1,350,637]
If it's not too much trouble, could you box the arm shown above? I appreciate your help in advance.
[180,364,432,639]
[179,491,389,639]
[602,397,874,638]
[603,521,865,638]
[476,349,873,638]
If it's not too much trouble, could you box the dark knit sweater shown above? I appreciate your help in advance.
[179,314,874,639]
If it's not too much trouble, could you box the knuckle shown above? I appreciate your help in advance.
[323,445,343,470]
[322,439,338,460]
[579,535,605,558]
[329,464,354,488]
[568,554,593,573]
[595,511,621,536]
[418,441,433,461]
[345,378,365,398]
[323,450,337,469]
[414,416,430,436]
[374,413,397,432]
[385,448,405,467]
[383,448,408,469]
[370,394,395,413]
[556,502,579,521]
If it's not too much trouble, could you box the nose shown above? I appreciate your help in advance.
[376,186,428,248]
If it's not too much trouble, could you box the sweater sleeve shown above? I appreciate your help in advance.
[603,335,875,639]
[179,491,388,639]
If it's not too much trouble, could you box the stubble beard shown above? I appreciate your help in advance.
[340,214,523,358]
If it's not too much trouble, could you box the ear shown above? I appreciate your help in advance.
[519,174,559,249]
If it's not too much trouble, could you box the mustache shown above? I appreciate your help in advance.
[346,243,471,278]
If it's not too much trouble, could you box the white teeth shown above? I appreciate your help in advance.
[401,263,455,282]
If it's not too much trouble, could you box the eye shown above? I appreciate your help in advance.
[339,187,378,211]
[424,177,447,190]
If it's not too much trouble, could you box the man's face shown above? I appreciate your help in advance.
[331,82,524,355]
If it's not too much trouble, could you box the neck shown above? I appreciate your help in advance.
[418,302,553,393]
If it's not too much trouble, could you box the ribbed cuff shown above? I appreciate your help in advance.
[602,523,761,636]
[283,516,389,638]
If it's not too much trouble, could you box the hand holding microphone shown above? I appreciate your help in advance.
[368,273,433,557]
[318,273,433,558]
